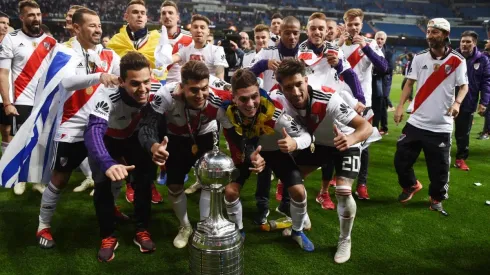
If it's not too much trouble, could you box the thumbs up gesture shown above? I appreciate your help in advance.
[333,124,351,152]
[249,145,266,174]
[277,127,298,153]
[150,136,170,166]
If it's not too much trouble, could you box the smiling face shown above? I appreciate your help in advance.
[279,73,308,109]
[254,30,269,51]
[20,6,42,35]
[233,85,261,118]
[120,68,151,104]
[74,13,102,47]
[280,21,301,49]
[325,20,338,42]
[307,18,327,47]
[65,8,76,32]
[124,4,147,32]
[426,27,447,49]
[181,78,209,109]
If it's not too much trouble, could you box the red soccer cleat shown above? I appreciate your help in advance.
[329,176,337,187]
[151,183,163,204]
[126,183,134,203]
[454,159,470,171]
[356,184,370,200]
[98,237,119,262]
[37,228,55,249]
[316,192,335,210]
[275,181,283,202]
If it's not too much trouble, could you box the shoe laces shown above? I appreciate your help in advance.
[179,226,191,234]
[136,231,151,242]
[101,237,117,249]
[337,238,350,252]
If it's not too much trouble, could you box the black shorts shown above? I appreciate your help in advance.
[52,141,88,172]
[234,150,303,189]
[295,145,361,180]
[0,105,9,126]
[9,105,33,136]
[165,132,215,186]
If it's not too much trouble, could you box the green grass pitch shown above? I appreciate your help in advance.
[1,74,489,274]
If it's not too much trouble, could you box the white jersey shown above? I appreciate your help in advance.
[248,46,296,93]
[270,88,358,148]
[406,48,468,133]
[151,82,230,137]
[242,51,257,68]
[0,30,57,106]
[165,29,193,83]
[89,87,145,139]
[341,38,384,107]
[55,40,120,143]
[177,43,229,77]
[297,40,350,92]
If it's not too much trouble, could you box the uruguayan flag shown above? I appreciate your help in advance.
[0,45,78,188]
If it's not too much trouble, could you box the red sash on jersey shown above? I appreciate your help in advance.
[14,36,57,100]
[106,112,142,138]
[346,45,363,70]
[61,50,114,124]
[412,56,462,113]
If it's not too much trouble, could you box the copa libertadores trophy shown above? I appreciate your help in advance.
[189,132,244,275]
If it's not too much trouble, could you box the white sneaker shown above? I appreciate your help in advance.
[173,226,193,248]
[185,182,201,194]
[304,215,312,231]
[13,182,26,195]
[32,183,46,194]
[89,189,94,196]
[334,237,352,264]
[73,177,94,192]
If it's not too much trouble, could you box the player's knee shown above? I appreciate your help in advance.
[225,184,240,202]
[50,170,71,189]
[336,176,353,187]
[289,185,306,202]
[167,184,184,196]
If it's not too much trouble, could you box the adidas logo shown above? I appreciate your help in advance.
[77,62,84,68]
[438,142,446,148]
[422,65,428,69]
[19,43,24,47]
[95,101,110,114]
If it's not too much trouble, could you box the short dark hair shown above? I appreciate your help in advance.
[281,16,301,29]
[231,69,258,93]
[275,59,306,84]
[120,51,150,80]
[127,0,146,9]
[191,14,211,26]
[0,11,9,19]
[72,8,98,25]
[461,30,478,43]
[271,13,283,20]
[254,24,269,33]
[161,0,178,12]
[181,61,209,84]
[18,0,40,14]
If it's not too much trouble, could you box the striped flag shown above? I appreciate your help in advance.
[0,45,78,188]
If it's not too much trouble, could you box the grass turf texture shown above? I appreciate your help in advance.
[1,74,489,274]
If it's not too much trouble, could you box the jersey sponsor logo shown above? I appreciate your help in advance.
[153,95,163,107]
[95,101,110,115]
[298,52,313,60]
[77,62,84,68]
[189,54,204,61]
[18,42,25,47]
[212,79,226,89]
[340,103,350,114]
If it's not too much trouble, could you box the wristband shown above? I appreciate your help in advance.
[3,103,12,108]
[454,100,462,104]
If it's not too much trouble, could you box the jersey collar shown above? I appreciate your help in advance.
[21,28,44,38]
[119,87,145,108]
[429,46,451,60]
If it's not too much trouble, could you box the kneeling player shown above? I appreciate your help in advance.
[271,59,372,262]
[219,69,315,251]
[85,52,157,262]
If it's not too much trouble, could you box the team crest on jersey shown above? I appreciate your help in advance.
[43,42,51,50]
[444,65,452,75]
[101,60,108,71]
[358,48,364,56]
[433,64,441,71]
[60,157,68,167]
[189,54,204,61]
[474,63,480,70]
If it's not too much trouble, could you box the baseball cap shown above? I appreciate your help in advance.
[427,18,450,33]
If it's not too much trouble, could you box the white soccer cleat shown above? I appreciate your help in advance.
[32,183,46,194]
[334,237,352,264]
[73,177,95,192]
[185,182,201,194]
[304,215,312,231]
[173,226,193,248]
[13,182,26,195]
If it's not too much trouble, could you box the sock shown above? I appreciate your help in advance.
[1,141,8,155]
[111,180,123,205]
[38,182,62,232]
[199,186,211,220]
[79,158,92,178]
[290,192,307,232]
[224,197,243,230]
[168,189,190,227]
[336,185,357,239]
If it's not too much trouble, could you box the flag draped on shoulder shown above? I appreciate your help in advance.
[0,45,78,188]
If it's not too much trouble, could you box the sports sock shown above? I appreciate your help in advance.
[336,185,357,239]
[38,182,61,232]
[224,198,243,230]
[168,189,190,227]
[199,186,211,221]
[79,158,92,178]
[290,193,307,232]
[1,141,8,155]
[111,180,123,205]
